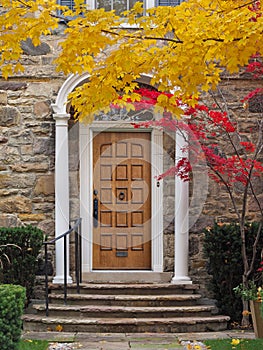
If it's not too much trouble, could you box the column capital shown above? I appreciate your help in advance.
[53,113,70,126]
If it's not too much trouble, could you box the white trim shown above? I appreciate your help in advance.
[52,73,90,114]
[79,124,93,272]
[79,121,164,272]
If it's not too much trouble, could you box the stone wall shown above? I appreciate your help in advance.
[0,30,262,299]
[0,34,66,238]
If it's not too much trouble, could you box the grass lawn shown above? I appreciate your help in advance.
[204,338,263,350]
[18,339,49,350]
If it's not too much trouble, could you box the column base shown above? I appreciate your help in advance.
[52,275,73,284]
[171,275,192,284]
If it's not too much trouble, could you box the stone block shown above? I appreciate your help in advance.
[0,82,27,91]
[0,195,32,213]
[33,137,55,155]
[0,91,7,105]
[9,130,33,145]
[34,175,54,195]
[18,213,46,221]
[33,101,51,117]
[0,213,22,227]
[37,219,55,236]
[11,163,49,172]
[0,173,36,189]
[0,165,8,171]
[20,145,33,155]
[25,83,54,97]
[33,202,55,214]
[0,136,8,143]
[0,106,20,126]
[41,56,55,65]
[21,38,51,56]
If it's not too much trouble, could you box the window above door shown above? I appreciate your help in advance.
[58,0,184,16]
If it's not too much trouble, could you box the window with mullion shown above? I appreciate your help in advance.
[58,0,184,13]
[59,0,75,10]
[156,0,183,5]
[96,0,143,15]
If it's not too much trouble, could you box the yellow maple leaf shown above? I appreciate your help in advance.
[55,324,63,332]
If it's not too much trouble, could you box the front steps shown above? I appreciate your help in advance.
[22,283,230,333]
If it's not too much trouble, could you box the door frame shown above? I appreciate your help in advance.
[80,121,164,273]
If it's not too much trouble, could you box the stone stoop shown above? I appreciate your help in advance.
[22,283,230,333]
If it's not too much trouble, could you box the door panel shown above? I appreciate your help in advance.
[93,132,151,269]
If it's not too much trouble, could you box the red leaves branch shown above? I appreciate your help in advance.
[130,88,263,186]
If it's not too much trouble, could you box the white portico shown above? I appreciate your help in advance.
[51,73,192,284]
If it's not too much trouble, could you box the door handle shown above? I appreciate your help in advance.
[93,193,99,228]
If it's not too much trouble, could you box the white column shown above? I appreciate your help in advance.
[171,126,192,284]
[52,113,73,284]
[151,129,163,272]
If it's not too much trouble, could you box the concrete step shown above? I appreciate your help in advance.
[49,283,199,295]
[22,314,230,333]
[33,304,216,318]
[49,293,202,307]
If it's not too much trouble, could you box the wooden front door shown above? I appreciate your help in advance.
[93,132,151,269]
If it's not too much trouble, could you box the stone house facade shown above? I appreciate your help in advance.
[0,19,262,297]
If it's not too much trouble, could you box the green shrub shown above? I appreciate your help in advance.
[0,225,43,304]
[203,222,263,323]
[0,284,26,350]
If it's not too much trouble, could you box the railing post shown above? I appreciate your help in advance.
[79,220,82,284]
[44,243,49,316]
[64,235,67,305]
[75,229,80,294]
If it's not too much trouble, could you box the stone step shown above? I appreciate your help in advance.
[82,271,173,283]
[49,293,202,307]
[24,283,230,334]
[49,283,199,295]
[22,314,230,333]
[33,304,216,318]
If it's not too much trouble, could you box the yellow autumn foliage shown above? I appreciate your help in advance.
[0,0,262,121]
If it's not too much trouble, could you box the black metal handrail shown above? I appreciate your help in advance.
[44,217,82,316]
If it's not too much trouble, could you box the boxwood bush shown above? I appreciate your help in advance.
[0,225,43,304]
[203,222,263,324]
[0,284,26,350]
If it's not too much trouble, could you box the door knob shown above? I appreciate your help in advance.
[119,192,125,201]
